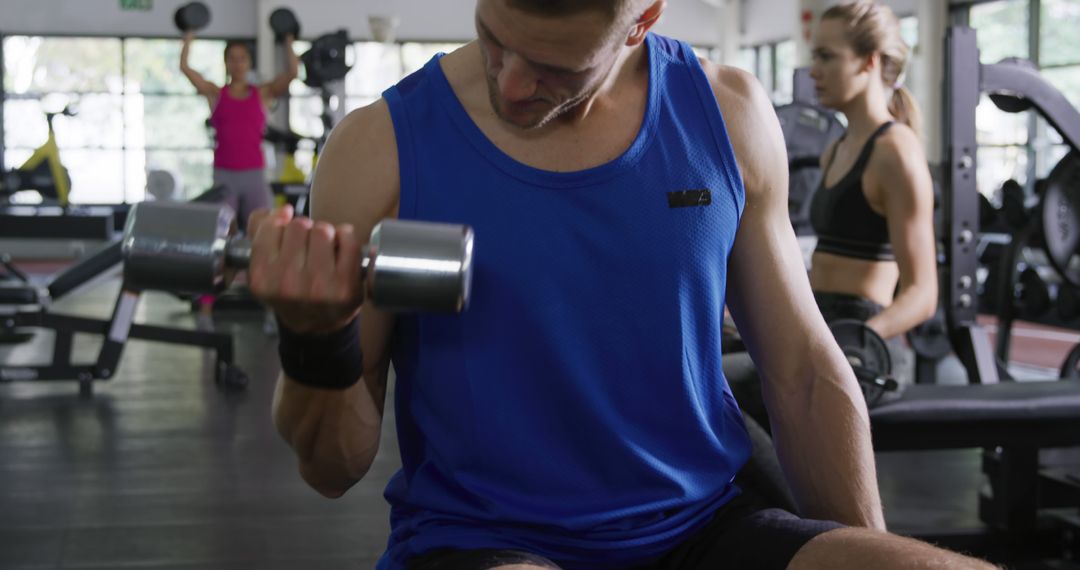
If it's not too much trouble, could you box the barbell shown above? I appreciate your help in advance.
[121,201,474,313]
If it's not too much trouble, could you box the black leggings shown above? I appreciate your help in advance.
[813,291,884,322]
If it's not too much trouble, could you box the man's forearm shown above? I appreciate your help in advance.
[272,372,383,496]
[762,352,886,530]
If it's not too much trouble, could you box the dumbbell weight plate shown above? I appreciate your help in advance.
[828,319,894,405]
[269,8,301,41]
[367,219,474,313]
[175,2,211,32]
[122,201,235,294]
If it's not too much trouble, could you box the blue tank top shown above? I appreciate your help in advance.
[378,34,751,569]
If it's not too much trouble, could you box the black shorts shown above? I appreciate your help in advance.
[406,491,844,570]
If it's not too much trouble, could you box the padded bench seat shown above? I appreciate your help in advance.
[870,380,1080,451]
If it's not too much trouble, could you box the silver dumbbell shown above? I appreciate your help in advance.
[121,201,474,313]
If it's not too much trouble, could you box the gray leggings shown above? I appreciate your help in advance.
[213,167,272,233]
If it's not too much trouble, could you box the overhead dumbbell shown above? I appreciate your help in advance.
[269,7,301,42]
[121,201,474,313]
[174,1,211,32]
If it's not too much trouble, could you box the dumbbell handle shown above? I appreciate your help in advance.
[224,239,252,269]
[218,237,370,278]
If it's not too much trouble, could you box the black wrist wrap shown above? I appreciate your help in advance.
[277,317,363,390]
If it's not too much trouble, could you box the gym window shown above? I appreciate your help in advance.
[1,34,465,205]
[738,40,796,105]
[2,35,227,204]
[965,0,1080,199]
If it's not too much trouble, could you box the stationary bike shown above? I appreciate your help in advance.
[0,104,76,207]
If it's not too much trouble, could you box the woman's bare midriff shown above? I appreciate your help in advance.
[809,251,900,308]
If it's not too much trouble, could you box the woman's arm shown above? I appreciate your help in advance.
[865,126,938,339]
[262,34,300,104]
[180,31,221,108]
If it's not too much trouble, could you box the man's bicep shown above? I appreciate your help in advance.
[310,100,401,232]
[726,194,822,358]
[724,123,824,383]
[308,99,401,369]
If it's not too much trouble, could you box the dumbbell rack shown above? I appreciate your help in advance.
[0,243,247,397]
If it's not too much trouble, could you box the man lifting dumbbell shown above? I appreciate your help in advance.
[256,1,991,568]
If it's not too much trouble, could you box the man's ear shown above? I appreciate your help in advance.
[626,0,666,46]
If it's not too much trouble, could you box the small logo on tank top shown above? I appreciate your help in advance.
[667,189,712,208]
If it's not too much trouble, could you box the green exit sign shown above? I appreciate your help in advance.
[120,0,153,11]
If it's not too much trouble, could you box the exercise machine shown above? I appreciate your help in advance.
[0,103,75,207]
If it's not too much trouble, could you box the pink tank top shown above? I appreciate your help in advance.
[210,84,266,170]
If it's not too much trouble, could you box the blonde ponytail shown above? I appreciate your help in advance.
[889,85,922,142]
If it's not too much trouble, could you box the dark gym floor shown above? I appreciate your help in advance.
[0,273,1075,569]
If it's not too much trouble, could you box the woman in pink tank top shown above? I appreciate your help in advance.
[180,31,298,231]
[180,31,298,323]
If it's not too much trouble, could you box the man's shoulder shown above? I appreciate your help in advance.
[696,59,768,117]
[309,99,399,224]
[694,59,786,197]
[332,99,395,150]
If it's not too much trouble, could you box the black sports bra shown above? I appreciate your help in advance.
[809,122,895,262]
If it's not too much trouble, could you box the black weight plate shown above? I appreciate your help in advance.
[175,2,210,32]
[828,319,892,376]
[829,319,895,406]
[270,8,300,39]
[1041,152,1080,287]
